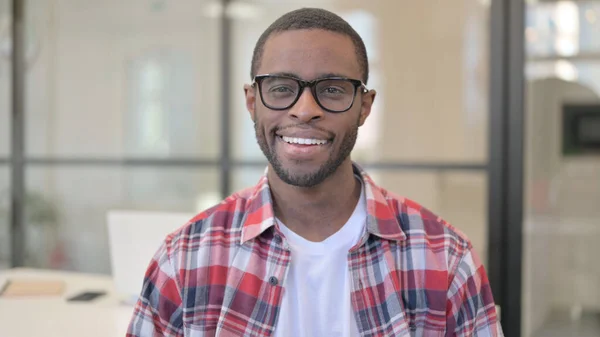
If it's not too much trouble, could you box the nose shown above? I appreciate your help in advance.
[288,87,324,122]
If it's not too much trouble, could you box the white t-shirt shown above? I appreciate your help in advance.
[273,182,366,337]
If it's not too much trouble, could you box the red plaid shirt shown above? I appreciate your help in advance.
[127,163,503,336]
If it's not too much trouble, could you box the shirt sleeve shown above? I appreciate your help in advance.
[446,246,504,337]
[126,236,184,337]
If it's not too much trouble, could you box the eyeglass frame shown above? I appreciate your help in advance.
[251,74,369,113]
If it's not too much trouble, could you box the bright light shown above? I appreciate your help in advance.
[555,2,579,32]
[553,1,580,56]
[554,59,578,81]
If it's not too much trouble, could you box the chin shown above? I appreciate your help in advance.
[276,159,318,174]
[271,157,342,188]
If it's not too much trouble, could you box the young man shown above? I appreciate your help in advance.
[127,8,503,337]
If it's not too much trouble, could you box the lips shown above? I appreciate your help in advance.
[275,128,333,144]
[275,133,331,159]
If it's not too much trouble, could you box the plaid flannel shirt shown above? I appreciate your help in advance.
[127,163,503,337]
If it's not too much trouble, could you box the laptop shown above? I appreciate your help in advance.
[106,210,195,305]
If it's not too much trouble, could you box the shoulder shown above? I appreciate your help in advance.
[162,186,258,257]
[379,186,470,244]
[377,186,473,262]
[359,166,471,254]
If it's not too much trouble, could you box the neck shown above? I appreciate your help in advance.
[268,160,362,242]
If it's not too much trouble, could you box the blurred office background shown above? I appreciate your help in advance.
[0,1,598,336]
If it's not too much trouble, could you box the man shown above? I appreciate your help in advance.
[127,8,503,337]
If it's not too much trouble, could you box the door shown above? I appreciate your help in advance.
[522,1,600,336]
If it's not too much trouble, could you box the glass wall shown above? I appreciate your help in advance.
[24,1,221,158]
[8,0,494,281]
[19,0,222,274]
[24,167,219,273]
[523,1,600,336]
[0,0,11,269]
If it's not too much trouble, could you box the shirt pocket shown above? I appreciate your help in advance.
[184,323,216,337]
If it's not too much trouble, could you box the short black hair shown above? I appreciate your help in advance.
[250,8,369,84]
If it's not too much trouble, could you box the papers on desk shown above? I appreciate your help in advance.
[0,279,66,297]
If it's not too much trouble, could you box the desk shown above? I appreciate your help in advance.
[0,268,134,337]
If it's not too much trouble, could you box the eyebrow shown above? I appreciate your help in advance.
[265,72,352,81]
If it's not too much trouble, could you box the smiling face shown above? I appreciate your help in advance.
[244,29,376,188]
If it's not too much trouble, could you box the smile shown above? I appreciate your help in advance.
[280,136,329,145]
[276,135,330,159]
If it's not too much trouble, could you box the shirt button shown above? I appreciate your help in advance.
[269,276,278,286]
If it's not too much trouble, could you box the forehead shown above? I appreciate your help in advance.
[258,29,361,80]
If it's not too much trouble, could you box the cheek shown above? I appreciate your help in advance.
[254,110,277,137]
[333,113,361,135]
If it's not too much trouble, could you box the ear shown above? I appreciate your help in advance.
[358,89,376,126]
[244,84,257,122]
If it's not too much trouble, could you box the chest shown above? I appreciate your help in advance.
[180,239,448,336]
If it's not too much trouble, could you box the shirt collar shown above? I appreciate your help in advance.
[239,162,406,244]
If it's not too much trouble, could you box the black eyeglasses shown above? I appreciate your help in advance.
[252,74,368,113]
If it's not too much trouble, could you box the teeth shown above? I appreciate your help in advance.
[281,136,328,145]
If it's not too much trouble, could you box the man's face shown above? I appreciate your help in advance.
[244,29,375,188]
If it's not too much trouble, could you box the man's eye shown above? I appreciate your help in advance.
[322,87,344,94]
[269,86,294,93]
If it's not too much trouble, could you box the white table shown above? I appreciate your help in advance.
[0,268,134,337]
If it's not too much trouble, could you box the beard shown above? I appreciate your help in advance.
[254,119,358,188]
